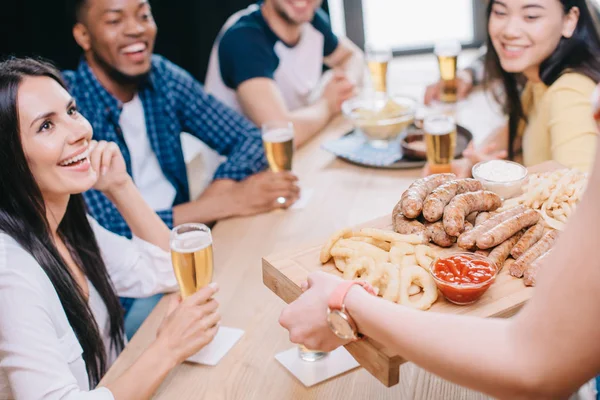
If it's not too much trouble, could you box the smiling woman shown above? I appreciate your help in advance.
[0,58,221,399]
[476,0,600,172]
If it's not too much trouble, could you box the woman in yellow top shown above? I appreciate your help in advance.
[458,0,600,173]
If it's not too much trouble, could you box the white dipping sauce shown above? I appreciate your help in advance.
[473,160,527,199]
[474,160,527,182]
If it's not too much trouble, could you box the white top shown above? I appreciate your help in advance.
[205,4,338,113]
[0,217,178,399]
[119,95,176,211]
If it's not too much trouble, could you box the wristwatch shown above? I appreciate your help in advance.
[327,281,376,340]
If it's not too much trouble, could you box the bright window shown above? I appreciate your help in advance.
[363,0,474,50]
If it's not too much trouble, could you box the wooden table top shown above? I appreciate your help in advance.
[100,89,505,399]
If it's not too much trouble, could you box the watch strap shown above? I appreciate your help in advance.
[328,280,376,311]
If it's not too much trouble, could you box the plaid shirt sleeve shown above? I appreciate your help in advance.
[167,64,268,181]
[84,189,174,239]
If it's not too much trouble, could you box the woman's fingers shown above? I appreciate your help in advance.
[185,282,219,306]
[98,142,119,176]
[90,140,107,175]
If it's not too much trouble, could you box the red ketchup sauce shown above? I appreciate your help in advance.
[431,253,498,305]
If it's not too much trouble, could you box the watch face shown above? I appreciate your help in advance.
[327,310,356,340]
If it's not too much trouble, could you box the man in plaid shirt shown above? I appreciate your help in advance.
[66,0,300,336]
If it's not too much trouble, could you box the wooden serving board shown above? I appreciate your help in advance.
[262,161,560,388]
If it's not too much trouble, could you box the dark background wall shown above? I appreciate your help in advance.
[0,0,328,83]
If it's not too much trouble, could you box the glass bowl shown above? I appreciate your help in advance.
[429,252,499,305]
[342,92,416,147]
[472,160,528,200]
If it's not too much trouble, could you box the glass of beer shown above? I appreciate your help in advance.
[434,40,461,103]
[262,121,294,205]
[424,114,457,174]
[170,223,214,299]
[366,44,392,93]
[298,344,328,362]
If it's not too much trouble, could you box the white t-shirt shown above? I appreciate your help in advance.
[119,95,176,211]
[0,217,178,399]
[205,4,339,113]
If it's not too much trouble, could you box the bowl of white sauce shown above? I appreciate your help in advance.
[472,160,528,199]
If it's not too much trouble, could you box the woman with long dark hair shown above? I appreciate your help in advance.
[436,0,600,175]
[0,57,220,399]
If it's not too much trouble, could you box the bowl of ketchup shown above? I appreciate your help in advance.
[429,253,499,305]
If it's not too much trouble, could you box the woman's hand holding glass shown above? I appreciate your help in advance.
[156,283,221,365]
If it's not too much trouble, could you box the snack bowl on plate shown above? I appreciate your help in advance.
[429,252,499,305]
[400,132,427,160]
[472,160,528,200]
[342,92,416,147]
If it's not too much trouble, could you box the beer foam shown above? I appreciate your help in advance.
[434,40,461,57]
[423,117,455,135]
[171,230,212,253]
[263,128,294,143]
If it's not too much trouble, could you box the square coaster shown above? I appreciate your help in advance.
[275,347,360,387]
[185,326,244,366]
[290,188,314,210]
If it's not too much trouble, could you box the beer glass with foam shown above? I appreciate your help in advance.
[170,223,214,299]
[434,40,461,103]
[424,114,457,174]
[262,121,294,205]
[366,44,392,93]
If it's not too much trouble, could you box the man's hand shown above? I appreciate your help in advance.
[230,171,301,216]
[322,70,355,115]
[424,69,475,105]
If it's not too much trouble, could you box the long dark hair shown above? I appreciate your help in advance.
[484,0,600,159]
[0,58,124,387]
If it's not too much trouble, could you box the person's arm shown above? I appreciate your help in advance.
[89,140,170,250]
[172,171,300,226]
[547,75,598,173]
[219,25,352,147]
[105,285,220,400]
[236,73,352,147]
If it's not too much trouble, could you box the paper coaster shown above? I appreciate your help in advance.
[185,326,244,366]
[290,188,314,210]
[275,347,360,387]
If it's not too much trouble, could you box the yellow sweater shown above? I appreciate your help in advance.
[519,72,598,173]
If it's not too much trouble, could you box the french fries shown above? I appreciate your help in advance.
[320,227,439,310]
[499,169,588,230]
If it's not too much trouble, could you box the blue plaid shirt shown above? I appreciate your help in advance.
[63,55,268,238]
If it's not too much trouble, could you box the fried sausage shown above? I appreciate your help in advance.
[476,209,540,249]
[475,212,492,226]
[425,221,456,247]
[511,222,545,259]
[510,230,559,278]
[457,206,528,250]
[443,191,502,237]
[487,231,524,270]
[393,211,426,235]
[399,173,456,219]
[523,250,551,286]
[422,179,484,222]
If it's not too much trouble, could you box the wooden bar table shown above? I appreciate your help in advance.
[100,90,504,399]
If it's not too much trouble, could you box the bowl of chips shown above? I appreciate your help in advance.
[342,92,416,146]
